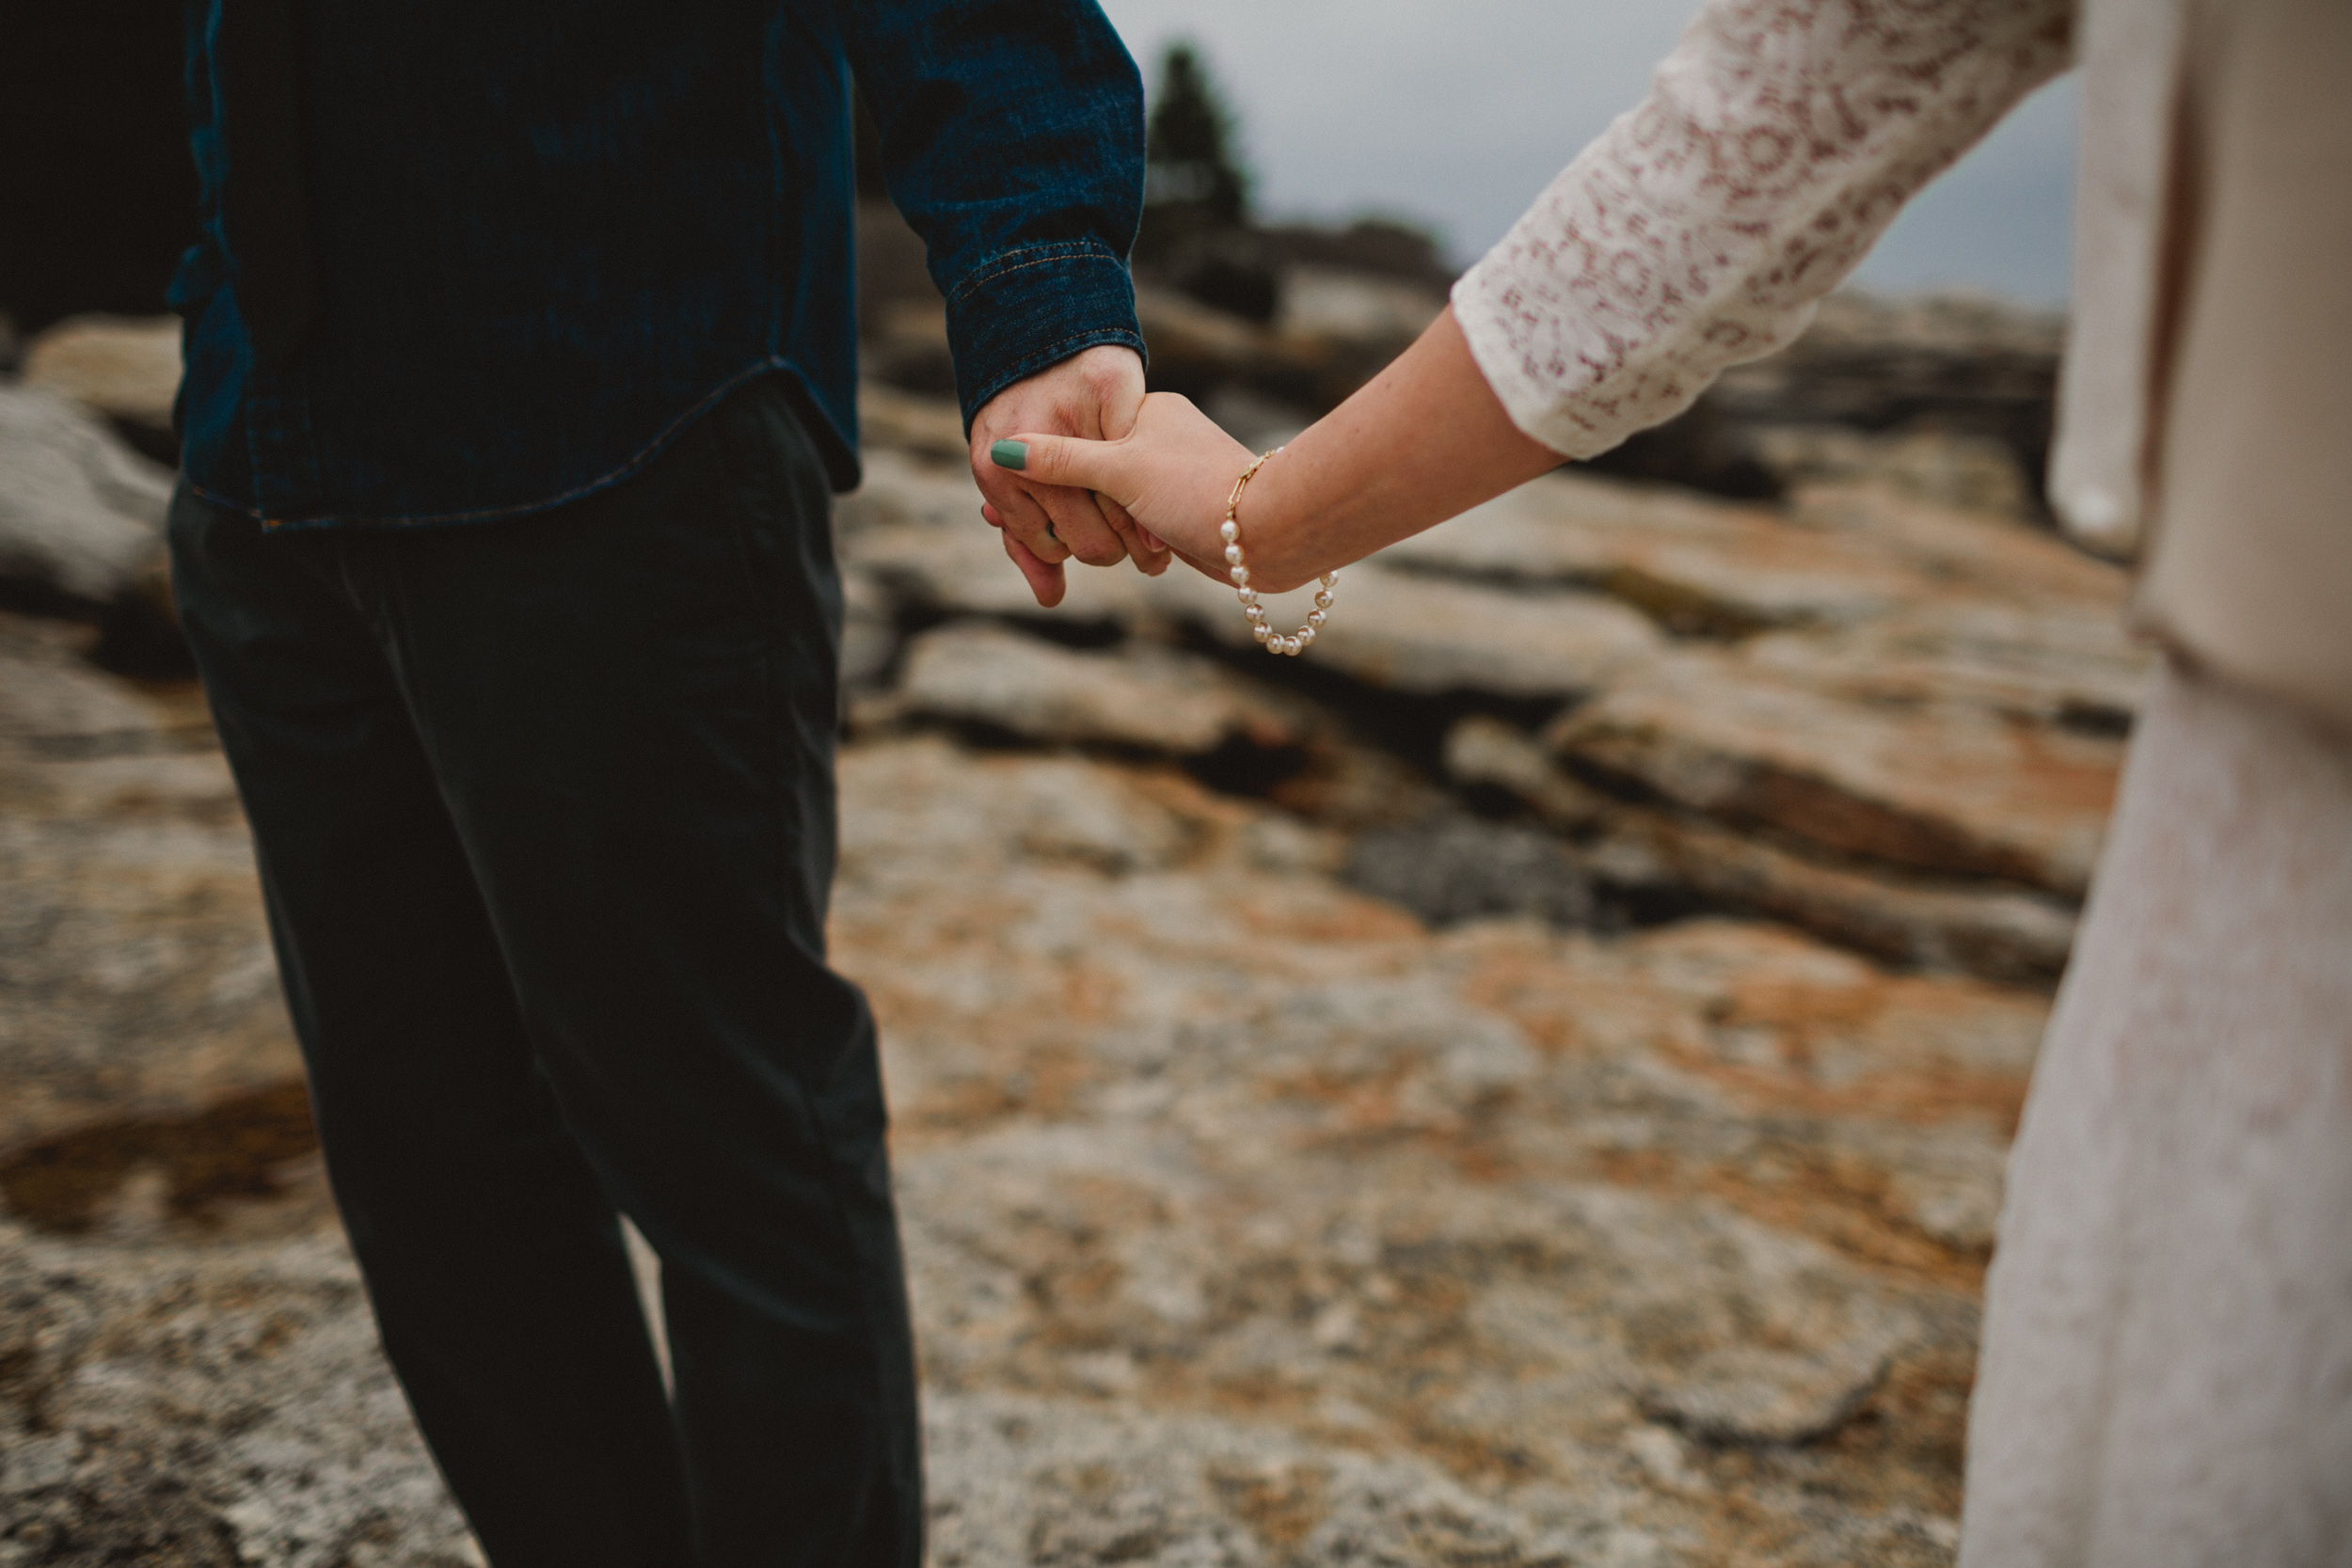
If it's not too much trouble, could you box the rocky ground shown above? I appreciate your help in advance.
[1,289,2138,1565]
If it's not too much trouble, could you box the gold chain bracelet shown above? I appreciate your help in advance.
[1223,448,1336,657]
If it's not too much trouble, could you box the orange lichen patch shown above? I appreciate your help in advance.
[900,1043,1104,1143]
[2004,712,2125,815]
[1312,1121,1521,1187]
[1357,1275,1480,1366]
[1706,1154,1990,1287]
[1235,889,1424,945]
[1194,1359,1539,1491]
[1270,1061,1423,1131]
[1207,1460,1333,1551]
[1437,1133,1518,1186]
[1592,1145,1989,1291]
[1261,1059,1522,1185]
[1392,1415,1554,1488]
[1449,922,1842,1052]
[66,784,248,827]
[1674,968,2041,1130]
[1591,1145,1678,1189]
[894,1074,1028,1138]
[1648,1041,2029,1132]
[1730,762,2030,886]
[1677,1481,1849,1568]
[1811,1343,1976,1517]
[1199,1370,1327,1425]
[1662,1343,1975,1560]
[1118,764,1270,840]
[1449,943,1602,1057]
[1054,963,1130,1024]
[1710,972,1895,1043]
[1029,1256,1129,1324]
[1453,923,2044,1137]
[0,1079,319,1233]
[840,910,1154,1145]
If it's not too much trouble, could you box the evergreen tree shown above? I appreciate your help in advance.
[1144,43,1249,229]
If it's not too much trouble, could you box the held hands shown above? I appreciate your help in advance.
[988,391,1303,591]
[968,345,1170,608]
[973,309,1564,609]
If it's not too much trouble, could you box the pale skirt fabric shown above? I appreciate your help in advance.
[1960,661,2352,1565]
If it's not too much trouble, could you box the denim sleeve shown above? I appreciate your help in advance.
[839,0,1147,428]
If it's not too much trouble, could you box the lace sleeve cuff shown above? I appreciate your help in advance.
[1454,0,2074,460]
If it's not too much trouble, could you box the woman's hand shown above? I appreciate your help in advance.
[969,345,1169,609]
[984,393,1260,584]
[985,309,1565,598]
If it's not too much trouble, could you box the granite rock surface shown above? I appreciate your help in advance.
[0,385,171,610]
[5,663,2040,1564]
[18,315,182,448]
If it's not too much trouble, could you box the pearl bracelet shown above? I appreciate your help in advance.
[1223,448,1336,657]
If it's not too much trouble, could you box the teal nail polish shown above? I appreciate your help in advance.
[990,439,1028,471]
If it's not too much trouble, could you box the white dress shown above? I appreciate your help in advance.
[1964,661,2352,1564]
[1450,0,2352,1560]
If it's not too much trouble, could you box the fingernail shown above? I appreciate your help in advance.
[990,439,1027,471]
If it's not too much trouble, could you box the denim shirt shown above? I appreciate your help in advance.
[173,0,1146,528]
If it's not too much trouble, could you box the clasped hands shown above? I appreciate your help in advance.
[969,344,1296,607]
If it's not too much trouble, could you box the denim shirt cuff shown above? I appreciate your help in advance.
[946,240,1148,430]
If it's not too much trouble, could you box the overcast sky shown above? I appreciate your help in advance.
[1094,0,2079,305]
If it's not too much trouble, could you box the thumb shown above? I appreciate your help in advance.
[988,433,1124,498]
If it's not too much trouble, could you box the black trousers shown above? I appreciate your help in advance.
[168,378,923,1568]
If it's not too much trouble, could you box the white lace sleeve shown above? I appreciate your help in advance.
[1453,0,2074,459]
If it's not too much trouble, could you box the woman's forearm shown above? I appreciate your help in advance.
[1233,308,1562,593]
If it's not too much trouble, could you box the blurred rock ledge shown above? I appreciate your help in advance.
[834,394,2141,986]
[854,193,2065,518]
[18,314,183,467]
[2,310,192,685]
[1,689,2042,1560]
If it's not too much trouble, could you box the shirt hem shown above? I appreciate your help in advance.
[192,356,859,531]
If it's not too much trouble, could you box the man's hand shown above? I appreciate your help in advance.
[969,344,1170,607]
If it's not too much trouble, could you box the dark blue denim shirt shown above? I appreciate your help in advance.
[174,0,1146,527]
